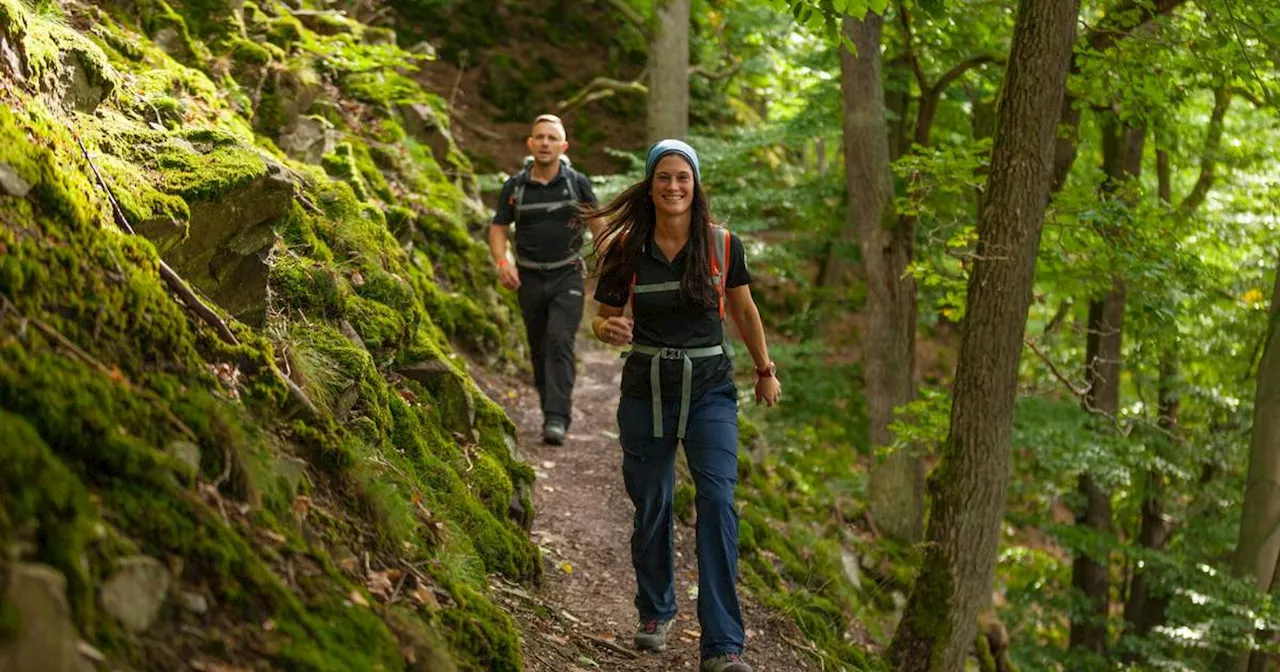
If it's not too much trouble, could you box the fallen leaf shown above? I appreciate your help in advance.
[544,633,570,646]
[262,530,287,545]
[410,584,438,607]
[576,655,600,668]
[367,570,396,599]
[349,589,369,607]
[683,629,701,638]
[558,561,573,574]
[401,646,417,663]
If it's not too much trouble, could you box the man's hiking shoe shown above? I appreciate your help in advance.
[633,618,674,652]
[542,419,566,446]
[701,653,752,672]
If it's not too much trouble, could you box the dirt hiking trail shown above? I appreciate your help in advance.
[470,334,815,672]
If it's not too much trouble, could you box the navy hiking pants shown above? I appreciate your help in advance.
[617,380,745,659]
[517,266,584,426]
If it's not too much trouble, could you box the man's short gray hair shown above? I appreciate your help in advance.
[531,113,567,140]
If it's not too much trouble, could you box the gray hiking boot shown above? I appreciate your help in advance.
[633,618,674,652]
[542,418,566,446]
[701,653,753,672]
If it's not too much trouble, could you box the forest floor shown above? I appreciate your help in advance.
[470,333,815,672]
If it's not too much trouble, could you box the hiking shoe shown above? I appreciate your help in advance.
[701,653,752,672]
[633,618,674,652]
[542,419,566,445]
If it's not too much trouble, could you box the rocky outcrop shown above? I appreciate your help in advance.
[98,555,172,633]
[1,564,81,672]
[398,358,475,437]
[277,115,338,165]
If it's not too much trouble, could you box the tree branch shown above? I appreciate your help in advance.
[598,0,648,38]
[1178,86,1231,214]
[557,76,647,114]
[897,4,928,94]
[1083,0,1188,54]
[689,58,742,81]
[1052,0,1190,193]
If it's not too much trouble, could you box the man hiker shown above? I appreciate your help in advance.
[490,113,600,445]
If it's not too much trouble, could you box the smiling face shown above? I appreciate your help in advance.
[650,154,695,219]
[526,119,568,168]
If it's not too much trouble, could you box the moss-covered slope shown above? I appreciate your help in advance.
[0,0,539,669]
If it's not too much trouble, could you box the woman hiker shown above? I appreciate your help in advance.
[589,139,781,672]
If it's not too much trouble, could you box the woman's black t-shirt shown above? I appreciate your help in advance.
[594,230,751,401]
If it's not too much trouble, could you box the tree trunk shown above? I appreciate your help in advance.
[647,0,690,142]
[1120,142,1179,659]
[840,12,924,544]
[886,0,1080,667]
[1228,253,1280,670]
[1068,116,1145,662]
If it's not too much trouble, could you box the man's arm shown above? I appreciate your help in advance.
[489,225,520,290]
[491,179,521,290]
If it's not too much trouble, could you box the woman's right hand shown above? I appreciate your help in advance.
[598,316,634,345]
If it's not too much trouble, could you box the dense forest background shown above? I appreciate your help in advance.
[0,0,1278,670]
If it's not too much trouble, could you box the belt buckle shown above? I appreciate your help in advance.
[658,347,683,360]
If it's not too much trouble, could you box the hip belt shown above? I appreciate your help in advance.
[623,344,727,440]
[516,253,582,270]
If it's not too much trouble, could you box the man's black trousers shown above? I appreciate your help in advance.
[516,266,584,427]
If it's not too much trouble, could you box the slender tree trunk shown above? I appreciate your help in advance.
[1227,253,1280,670]
[886,0,1080,667]
[839,12,923,544]
[647,0,689,142]
[1121,148,1178,657]
[1068,116,1145,663]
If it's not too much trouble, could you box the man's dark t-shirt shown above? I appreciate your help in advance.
[594,230,751,401]
[493,166,598,264]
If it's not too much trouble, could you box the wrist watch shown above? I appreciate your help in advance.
[755,362,776,378]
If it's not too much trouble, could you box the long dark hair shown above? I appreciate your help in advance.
[588,172,719,310]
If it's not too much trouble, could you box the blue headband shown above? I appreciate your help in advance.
[645,139,700,182]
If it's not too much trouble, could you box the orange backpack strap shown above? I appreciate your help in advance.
[709,225,729,320]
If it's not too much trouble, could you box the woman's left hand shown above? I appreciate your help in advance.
[755,375,781,407]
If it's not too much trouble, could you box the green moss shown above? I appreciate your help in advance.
[0,411,96,631]
[265,15,303,48]
[100,127,267,202]
[322,142,370,201]
[229,37,272,65]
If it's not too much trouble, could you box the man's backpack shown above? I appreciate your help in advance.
[509,154,579,228]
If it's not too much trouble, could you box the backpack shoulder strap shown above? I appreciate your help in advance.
[511,169,530,226]
[709,225,729,320]
[562,166,580,204]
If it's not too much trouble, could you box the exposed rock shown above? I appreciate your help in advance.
[398,359,474,435]
[277,115,336,165]
[174,590,209,615]
[383,606,457,672]
[397,102,454,169]
[364,26,396,46]
[0,564,81,672]
[99,555,171,633]
[150,27,188,60]
[0,32,25,82]
[156,159,294,327]
[0,162,31,197]
[501,431,520,464]
[507,480,534,532]
[333,383,361,421]
[339,319,366,350]
[841,550,862,590]
[166,440,201,475]
[53,48,114,114]
[274,455,310,497]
